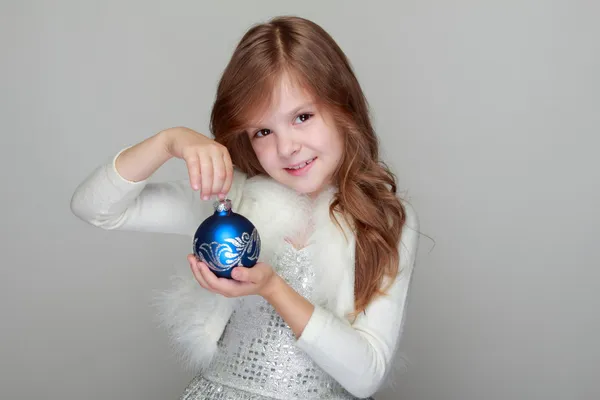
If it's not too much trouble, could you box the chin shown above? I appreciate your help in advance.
[294,184,323,195]
[269,174,323,195]
[286,178,330,196]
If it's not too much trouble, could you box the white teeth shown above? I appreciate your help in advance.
[291,161,307,170]
[288,158,314,170]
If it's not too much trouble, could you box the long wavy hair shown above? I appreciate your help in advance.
[210,16,406,314]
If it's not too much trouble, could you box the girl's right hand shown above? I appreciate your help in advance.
[163,127,233,200]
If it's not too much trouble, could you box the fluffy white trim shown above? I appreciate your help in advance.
[153,272,237,372]
[154,174,360,371]
[238,176,356,317]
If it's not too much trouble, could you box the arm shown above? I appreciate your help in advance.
[191,200,420,397]
[283,201,420,398]
[71,129,248,371]
[262,274,315,337]
[205,257,414,399]
[70,129,246,235]
[294,272,413,398]
[193,200,419,397]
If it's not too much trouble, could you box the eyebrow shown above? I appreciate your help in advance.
[286,102,315,117]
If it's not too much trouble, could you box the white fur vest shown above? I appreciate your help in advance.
[154,173,358,372]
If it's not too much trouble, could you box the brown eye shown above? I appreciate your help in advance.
[255,128,271,138]
[295,113,312,124]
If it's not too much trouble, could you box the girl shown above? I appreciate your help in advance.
[71,16,419,400]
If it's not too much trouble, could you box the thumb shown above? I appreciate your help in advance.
[232,264,267,283]
[231,266,252,282]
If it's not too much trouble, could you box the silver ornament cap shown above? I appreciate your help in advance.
[213,199,232,213]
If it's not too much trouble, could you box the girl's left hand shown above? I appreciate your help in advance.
[187,254,278,298]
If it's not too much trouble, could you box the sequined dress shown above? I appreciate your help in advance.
[179,243,367,400]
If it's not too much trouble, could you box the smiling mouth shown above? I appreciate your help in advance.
[285,157,316,170]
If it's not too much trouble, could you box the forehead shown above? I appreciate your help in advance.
[246,72,316,126]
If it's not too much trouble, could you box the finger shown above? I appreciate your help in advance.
[199,263,245,296]
[220,151,234,199]
[185,154,201,191]
[211,152,226,196]
[199,152,213,200]
[198,262,227,289]
[188,255,210,289]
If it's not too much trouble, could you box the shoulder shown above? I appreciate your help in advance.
[353,198,419,319]
[396,199,420,289]
[399,197,419,233]
[399,198,420,257]
[397,197,420,274]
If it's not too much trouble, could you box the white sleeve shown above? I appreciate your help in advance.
[295,201,420,398]
[70,147,248,371]
[70,147,247,236]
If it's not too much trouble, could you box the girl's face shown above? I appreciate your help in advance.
[245,75,344,196]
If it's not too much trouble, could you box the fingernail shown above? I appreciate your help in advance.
[203,195,209,200]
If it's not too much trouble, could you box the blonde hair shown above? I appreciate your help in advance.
[210,16,406,314]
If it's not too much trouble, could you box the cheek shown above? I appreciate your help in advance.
[326,129,344,156]
[315,116,343,152]
[330,137,345,169]
[252,143,276,168]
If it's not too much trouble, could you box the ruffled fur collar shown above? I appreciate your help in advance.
[237,174,356,318]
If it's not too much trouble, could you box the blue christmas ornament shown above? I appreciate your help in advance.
[193,199,261,279]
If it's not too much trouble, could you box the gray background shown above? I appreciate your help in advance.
[2,1,598,399]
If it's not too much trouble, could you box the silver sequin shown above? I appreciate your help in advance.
[179,243,367,400]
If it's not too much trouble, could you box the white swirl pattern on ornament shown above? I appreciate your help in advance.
[194,228,261,272]
[179,242,370,400]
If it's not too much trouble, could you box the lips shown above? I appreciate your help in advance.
[285,157,316,171]
[284,157,316,176]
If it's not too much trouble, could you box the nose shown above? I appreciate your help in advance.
[276,132,300,158]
